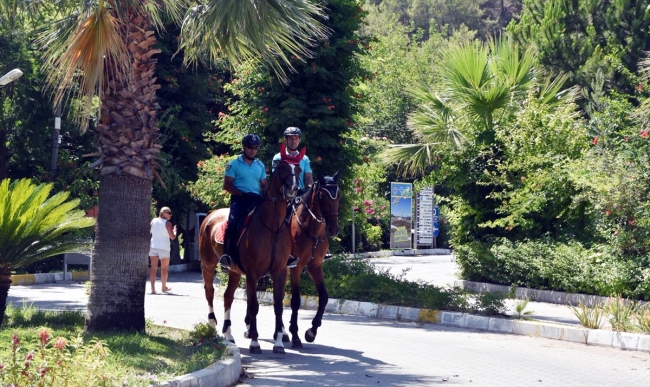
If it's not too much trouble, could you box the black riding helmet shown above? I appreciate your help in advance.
[242,134,262,147]
[284,127,302,137]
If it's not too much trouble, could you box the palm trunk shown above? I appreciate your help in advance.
[86,9,161,332]
[0,268,11,327]
[86,175,151,331]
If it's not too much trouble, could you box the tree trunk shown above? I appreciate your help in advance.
[86,8,161,332]
[86,174,151,332]
[0,268,11,327]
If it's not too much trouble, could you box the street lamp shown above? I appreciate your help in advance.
[0,69,23,86]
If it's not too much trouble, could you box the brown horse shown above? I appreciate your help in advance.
[198,156,301,354]
[284,171,341,348]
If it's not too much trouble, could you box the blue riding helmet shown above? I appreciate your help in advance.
[284,127,302,137]
[242,134,262,147]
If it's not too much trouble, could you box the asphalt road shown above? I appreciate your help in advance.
[6,257,650,387]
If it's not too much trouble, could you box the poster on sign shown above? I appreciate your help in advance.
[416,187,433,245]
[390,182,412,249]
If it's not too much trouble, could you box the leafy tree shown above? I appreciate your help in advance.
[0,178,95,326]
[39,0,329,333]
[509,0,650,95]
[214,0,370,184]
[383,37,574,246]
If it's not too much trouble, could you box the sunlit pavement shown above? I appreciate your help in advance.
[6,257,650,386]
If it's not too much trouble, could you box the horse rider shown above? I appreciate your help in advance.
[272,126,333,260]
[272,127,313,193]
[218,134,268,271]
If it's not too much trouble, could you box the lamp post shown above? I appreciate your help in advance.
[0,69,23,86]
[0,68,23,180]
[50,102,61,171]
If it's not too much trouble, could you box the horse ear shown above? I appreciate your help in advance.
[332,169,340,182]
[318,173,326,185]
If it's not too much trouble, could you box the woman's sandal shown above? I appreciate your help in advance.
[162,287,172,292]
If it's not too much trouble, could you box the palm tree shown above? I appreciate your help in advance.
[383,36,561,176]
[0,179,95,326]
[39,0,328,332]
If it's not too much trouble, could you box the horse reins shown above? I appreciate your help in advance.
[292,183,340,260]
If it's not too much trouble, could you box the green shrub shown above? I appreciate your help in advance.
[455,238,650,300]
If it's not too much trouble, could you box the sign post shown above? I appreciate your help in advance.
[416,187,433,247]
[390,182,412,249]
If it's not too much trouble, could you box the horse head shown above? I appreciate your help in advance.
[273,143,303,200]
[316,170,341,237]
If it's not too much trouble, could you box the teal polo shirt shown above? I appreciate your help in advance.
[272,152,312,189]
[225,155,267,194]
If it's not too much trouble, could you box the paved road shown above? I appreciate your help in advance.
[6,259,650,387]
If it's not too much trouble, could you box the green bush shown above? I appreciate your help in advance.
[297,257,473,312]
[455,238,650,300]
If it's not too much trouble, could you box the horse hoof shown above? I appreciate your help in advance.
[282,334,290,343]
[291,338,303,349]
[305,329,316,343]
[249,345,262,354]
[273,346,285,354]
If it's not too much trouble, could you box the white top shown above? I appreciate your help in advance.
[150,217,171,251]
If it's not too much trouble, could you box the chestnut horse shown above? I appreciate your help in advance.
[198,156,301,354]
[284,171,341,348]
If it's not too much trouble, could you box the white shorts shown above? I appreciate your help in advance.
[149,248,170,259]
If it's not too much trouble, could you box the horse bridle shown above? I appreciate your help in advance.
[266,161,298,202]
[292,182,341,260]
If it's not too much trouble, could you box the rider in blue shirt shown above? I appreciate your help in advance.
[219,134,267,271]
[273,127,333,260]
[272,127,313,191]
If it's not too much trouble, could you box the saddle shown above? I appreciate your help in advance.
[215,210,254,245]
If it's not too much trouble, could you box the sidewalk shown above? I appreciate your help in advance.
[7,255,649,353]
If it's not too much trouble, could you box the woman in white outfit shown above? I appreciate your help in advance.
[149,206,177,294]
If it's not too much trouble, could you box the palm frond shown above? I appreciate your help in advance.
[179,0,330,82]
[0,179,95,269]
[381,143,438,177]
[40,3,128,130]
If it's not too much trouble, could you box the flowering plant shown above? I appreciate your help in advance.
[0,330,115,387]
[183,154,236,209]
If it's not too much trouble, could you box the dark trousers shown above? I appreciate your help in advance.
[224,195,259,256]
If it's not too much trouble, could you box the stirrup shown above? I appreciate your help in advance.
[287,255,299,269]
[219,254,232,271]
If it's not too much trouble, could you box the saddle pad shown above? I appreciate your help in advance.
[215,220,227,244]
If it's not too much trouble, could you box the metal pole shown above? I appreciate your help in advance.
[432,184,436,249]
[351,206,355,254]
[50,102,61,171]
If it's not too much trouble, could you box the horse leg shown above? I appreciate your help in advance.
[305,263,328,343]
[272,269,288,354]
[288,267,303,348]
[201,260,218,329]
[245,276,262,354]
[222,271,241,343]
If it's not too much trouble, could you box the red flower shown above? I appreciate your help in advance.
[592,137,599,145]
[39,329,50,344]
[640,130,649,138]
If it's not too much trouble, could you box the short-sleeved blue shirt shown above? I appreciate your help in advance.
[272,152,312,189]
[225,155,267,195]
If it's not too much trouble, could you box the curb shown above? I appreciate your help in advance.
[348,248,452,258]
[223,287,649,353]
[10,271,90,285]
[455,280,648,308]
[161,340,241,387]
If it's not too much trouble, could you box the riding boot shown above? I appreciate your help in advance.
[287,255,299,268]
[219,229,232,272]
